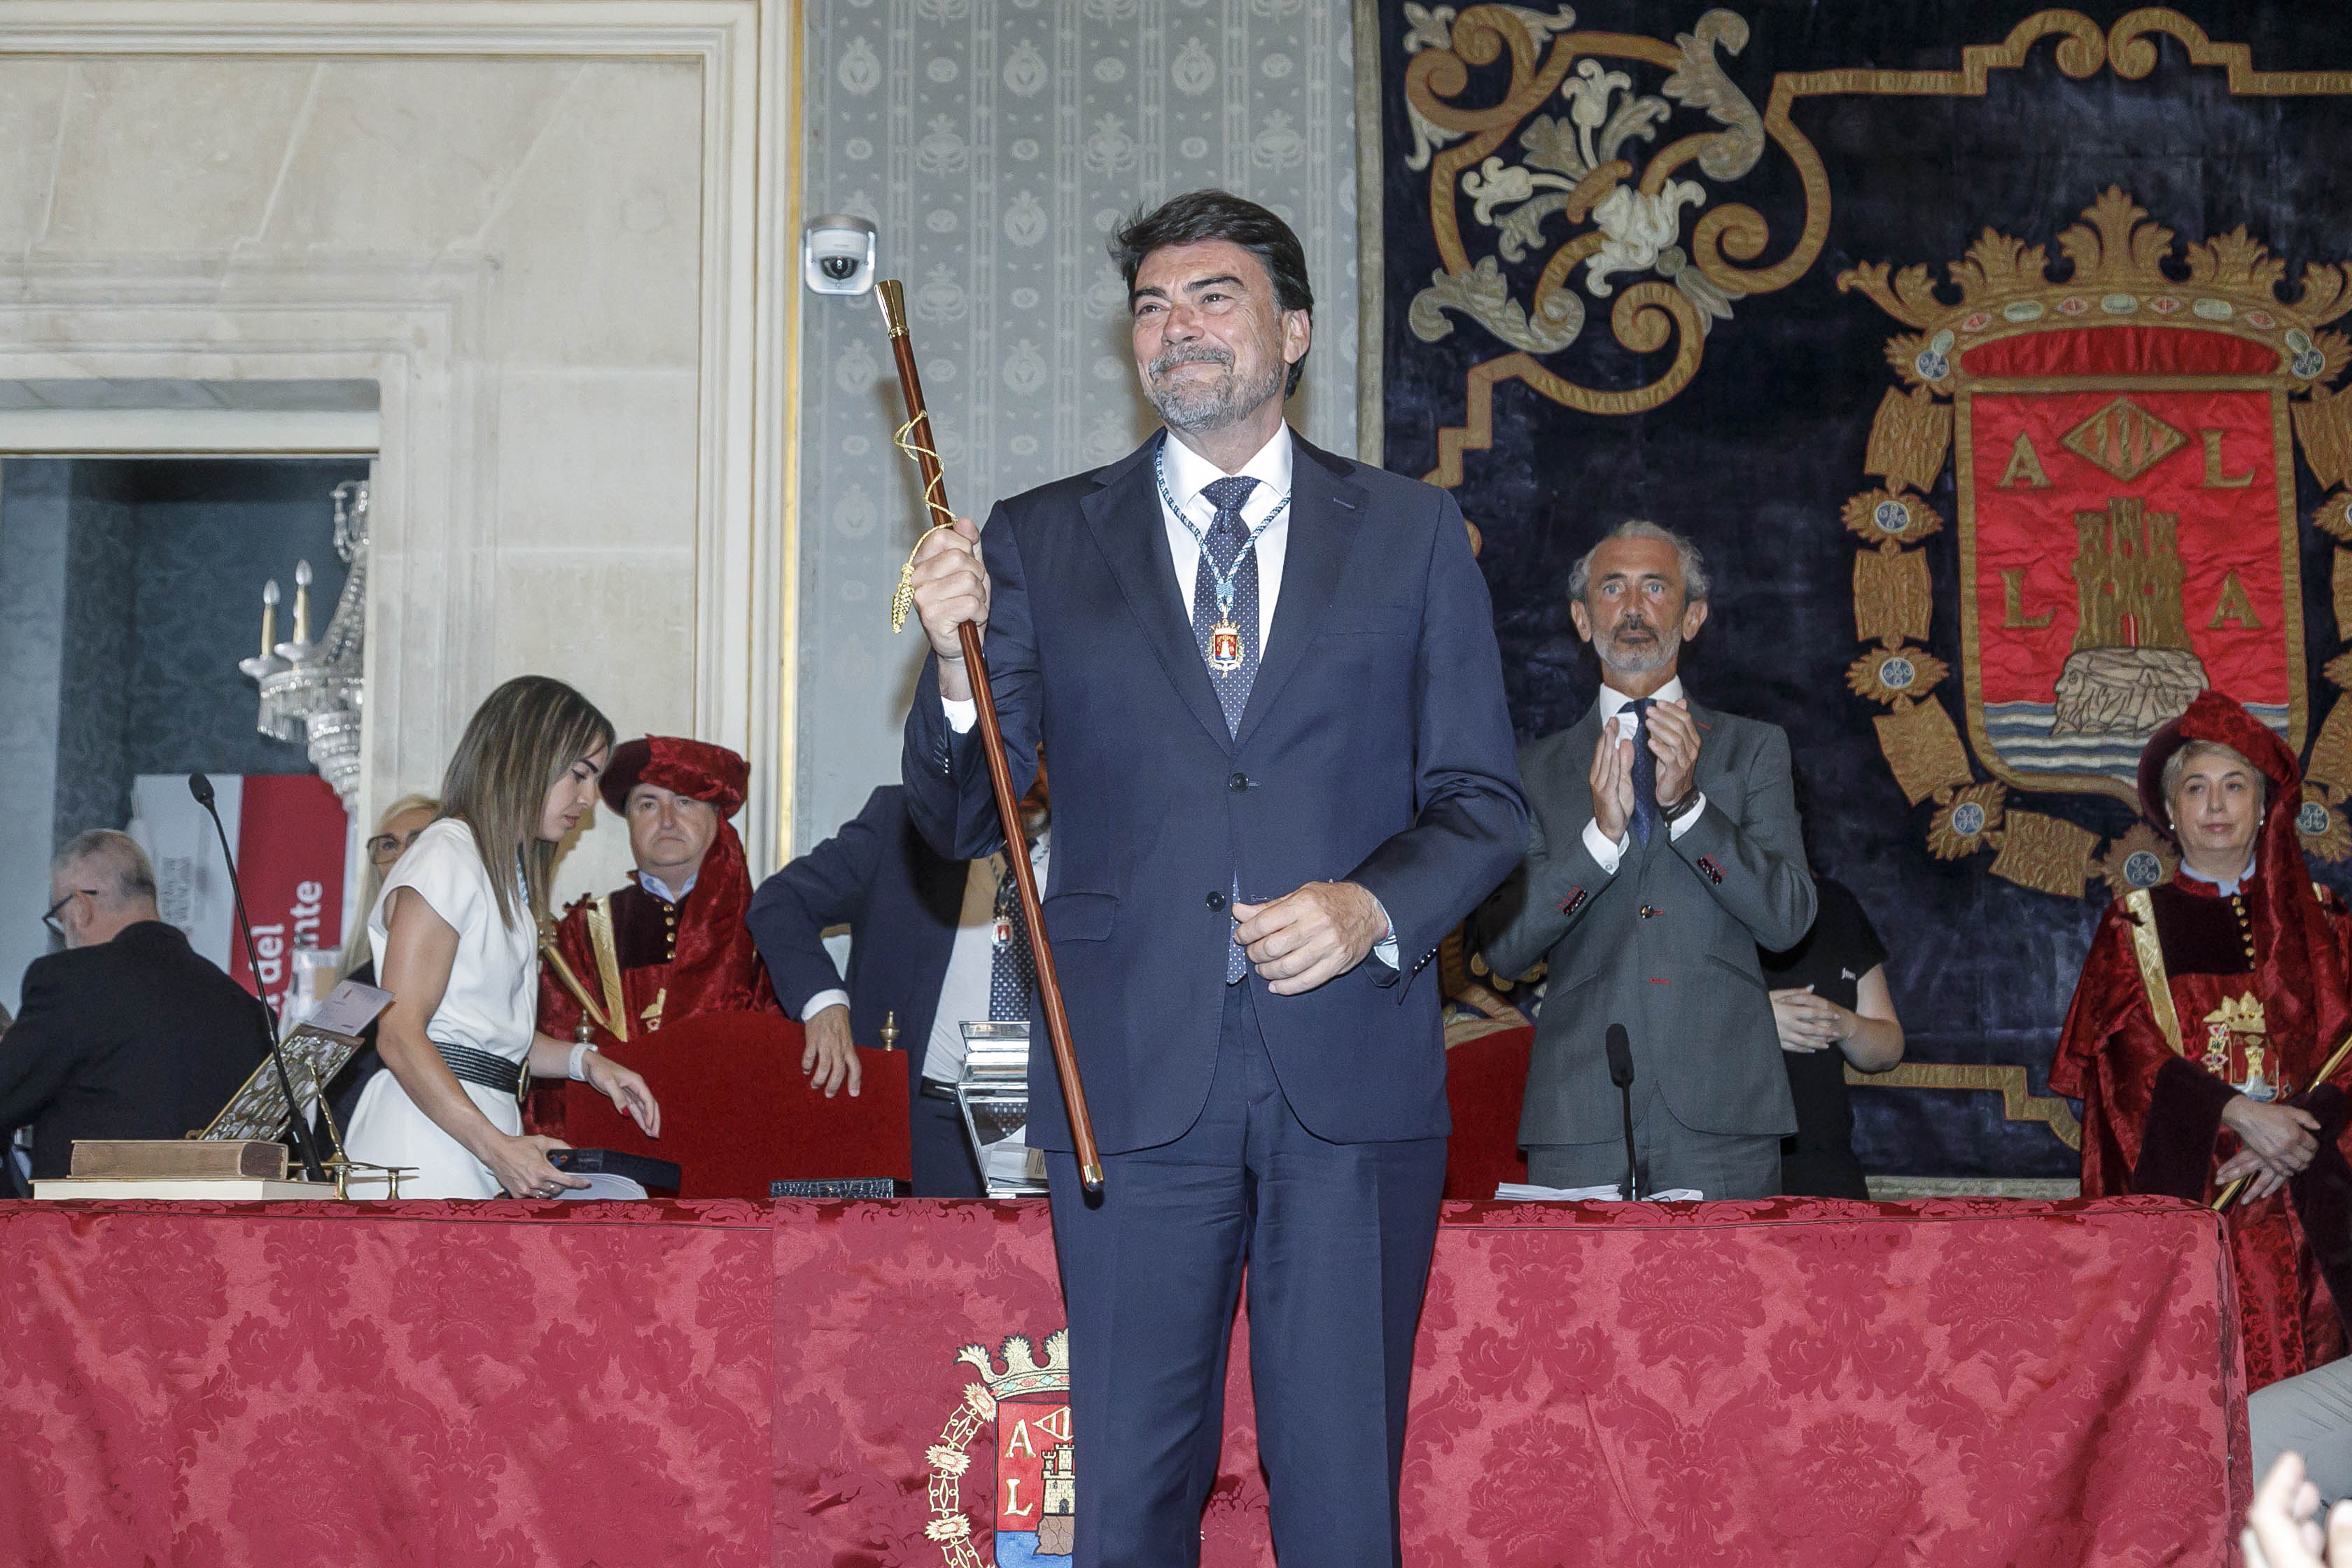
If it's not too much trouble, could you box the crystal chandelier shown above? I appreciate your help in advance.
[239,479,369,811]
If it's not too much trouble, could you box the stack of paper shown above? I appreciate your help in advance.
[1494,1183,1705,1202]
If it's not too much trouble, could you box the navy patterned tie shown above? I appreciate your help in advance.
[1192,475,1261,736]
[987,855,1035,1021]
[1628,696,1660,848]
[1193,475,1259,981]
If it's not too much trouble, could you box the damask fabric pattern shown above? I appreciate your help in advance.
[794,0,1359,856]
[0,1200,771,1567]
[774,1196,2248,1565]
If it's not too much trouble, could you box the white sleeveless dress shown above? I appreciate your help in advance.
[342,818,538,1198]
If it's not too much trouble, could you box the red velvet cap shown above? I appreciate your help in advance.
[600,736,749,818]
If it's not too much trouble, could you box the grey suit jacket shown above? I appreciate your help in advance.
[1472,699,1816,1146]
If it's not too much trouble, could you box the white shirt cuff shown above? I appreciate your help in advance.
[1583,818,1625,875]
[1371,895,1399,970]
[1667,791,1707,841]
[942,695,977,734]
[799,989,850,1023]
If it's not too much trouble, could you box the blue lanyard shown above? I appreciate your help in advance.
[1154,449,1292,618]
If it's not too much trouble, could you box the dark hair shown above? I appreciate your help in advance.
[1110,189,1314,397]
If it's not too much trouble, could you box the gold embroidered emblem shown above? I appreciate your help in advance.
[2062,396,2188,482]
[1840,188,2352,896]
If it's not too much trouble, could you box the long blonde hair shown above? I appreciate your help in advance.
[437,676,614,930]
[343,792,441,976]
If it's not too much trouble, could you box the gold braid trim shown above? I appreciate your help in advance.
[2122,888,2185,1056]
[1845,1062,2084,1151]
[587,894,629,1043]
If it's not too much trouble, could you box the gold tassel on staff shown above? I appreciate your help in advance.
[874,278,1105,1194]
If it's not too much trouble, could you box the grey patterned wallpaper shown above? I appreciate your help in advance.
[793,0,1360,850]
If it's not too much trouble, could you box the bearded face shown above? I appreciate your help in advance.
[1569,536,1707,685]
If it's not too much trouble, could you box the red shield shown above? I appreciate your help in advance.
[1958,325,2306,802]
[993,1390,1074,1564]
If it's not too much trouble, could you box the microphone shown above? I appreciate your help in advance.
[188,771,330,1184]
[1605,1023,1638,1203]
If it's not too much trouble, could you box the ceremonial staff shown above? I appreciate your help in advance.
[875,279,1105,1194]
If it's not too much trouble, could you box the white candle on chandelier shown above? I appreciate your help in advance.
[260,578,280,658]
[292,559,312,646]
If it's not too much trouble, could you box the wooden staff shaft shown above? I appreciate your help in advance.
[877,280,1105,1192]
[2213,1030,2352,1213]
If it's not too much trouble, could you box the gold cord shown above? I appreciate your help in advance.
[891,523,960,632]
[888,413,956,632]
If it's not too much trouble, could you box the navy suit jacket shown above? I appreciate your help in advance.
[746,785,968,1079]
[901,429,1527,1154]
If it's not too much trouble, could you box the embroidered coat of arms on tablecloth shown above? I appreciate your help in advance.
[925,1330,1075,1567]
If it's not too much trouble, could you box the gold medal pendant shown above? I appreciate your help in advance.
[1208,617,1243,673]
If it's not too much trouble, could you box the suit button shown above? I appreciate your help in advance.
[1228,772,1249,792]
[1205,891,1226,911]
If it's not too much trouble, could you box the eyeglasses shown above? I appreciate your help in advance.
[41,890,97,937]
[366,829,427,867]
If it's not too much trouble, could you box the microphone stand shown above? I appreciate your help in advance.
[188,772,330,1184]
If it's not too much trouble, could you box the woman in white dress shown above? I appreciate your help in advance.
[344,676,659,1198]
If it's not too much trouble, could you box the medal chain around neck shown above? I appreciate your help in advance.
[1155,449,1292,621]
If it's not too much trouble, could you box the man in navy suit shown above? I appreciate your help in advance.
[901,190,1526,1567]
[746,779,1049,1196]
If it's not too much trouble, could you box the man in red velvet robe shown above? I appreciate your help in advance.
[538,737,778,1048]
[2053,692,2352,1388]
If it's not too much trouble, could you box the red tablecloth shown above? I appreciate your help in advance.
[0,1195,2247,1567]
[780,1195,2250,1567]
[0,1199,774,1567]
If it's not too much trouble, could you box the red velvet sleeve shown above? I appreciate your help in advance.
[2052,902,2182,1198]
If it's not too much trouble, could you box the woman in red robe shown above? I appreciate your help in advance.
[2052,691,2352,1389]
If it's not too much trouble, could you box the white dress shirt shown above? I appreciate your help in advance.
[798,837,1054,1088]
[636,868,696,903]
[1581,678,1709,875]
[939,424,1394,969]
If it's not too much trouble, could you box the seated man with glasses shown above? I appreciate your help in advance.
[1,830,265,1182]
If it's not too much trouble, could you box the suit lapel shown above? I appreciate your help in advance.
[1233,436,1368,750]
[1079,433,1236,752]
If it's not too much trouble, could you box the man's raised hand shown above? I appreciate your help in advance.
[909,516,988,701]
[1646,699,1702,808]
[1590,720,1634,844]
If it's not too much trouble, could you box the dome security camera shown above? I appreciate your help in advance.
[803,216,878,297]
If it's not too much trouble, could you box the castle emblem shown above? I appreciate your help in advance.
[925,1330,1075,1567]
[1837,189,2352,898]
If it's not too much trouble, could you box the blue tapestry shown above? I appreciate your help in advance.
[1376,3,2352,1177]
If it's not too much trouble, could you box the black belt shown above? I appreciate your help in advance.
[438,1042,527,1101]
[919,1078,960,1102]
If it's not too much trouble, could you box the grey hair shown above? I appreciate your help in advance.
[1567,519,1710,605]
[52,829,158,907]
[2160,739,2269,820]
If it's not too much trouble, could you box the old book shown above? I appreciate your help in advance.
[69,1140,288,1180]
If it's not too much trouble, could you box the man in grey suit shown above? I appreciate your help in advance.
[1474,520,1814,1198]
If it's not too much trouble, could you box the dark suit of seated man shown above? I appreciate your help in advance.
[1,830,265,1181]
[748,782,1049,1196]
